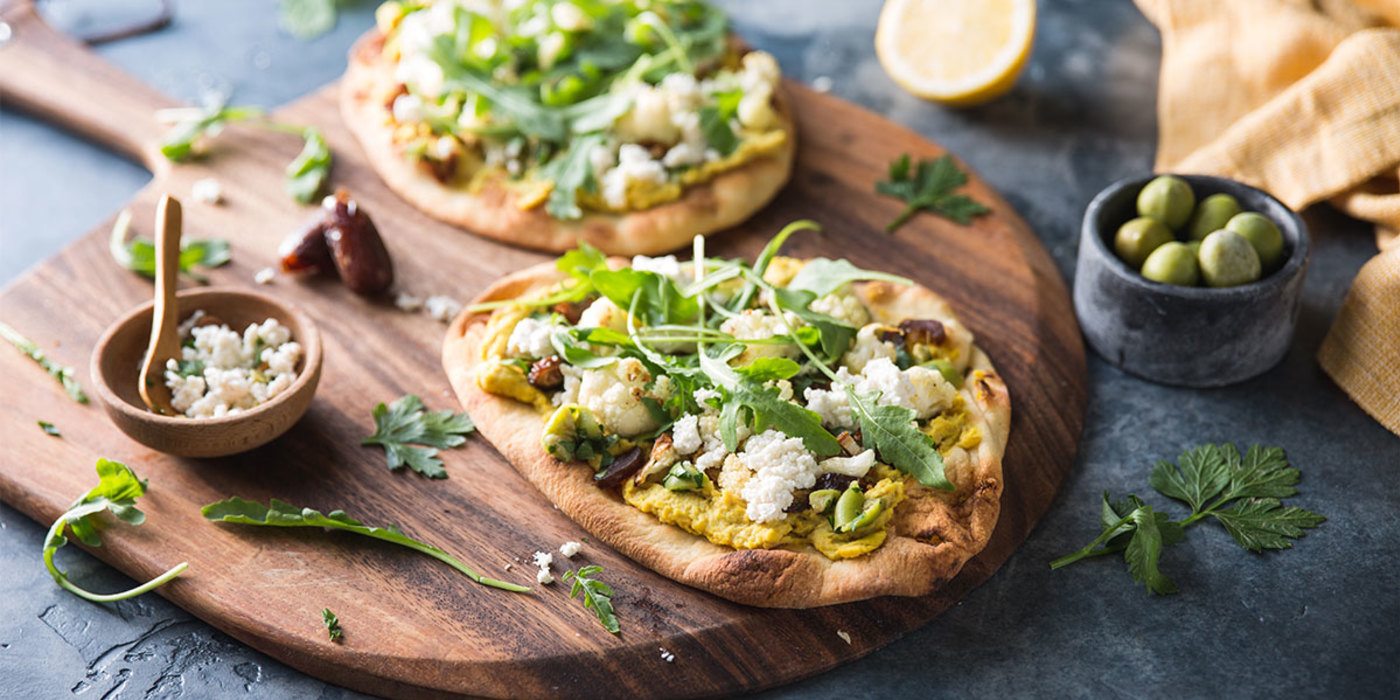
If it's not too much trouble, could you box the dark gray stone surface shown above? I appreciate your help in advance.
[2,1,1397,698]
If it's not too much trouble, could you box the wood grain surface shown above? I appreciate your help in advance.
[0,4,1086,698]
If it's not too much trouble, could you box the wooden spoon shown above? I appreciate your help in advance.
[137,195,182,415]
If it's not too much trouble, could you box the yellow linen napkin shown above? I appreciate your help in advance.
[1135,0,1400,436]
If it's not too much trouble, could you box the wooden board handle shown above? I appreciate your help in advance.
[0,0,177,169]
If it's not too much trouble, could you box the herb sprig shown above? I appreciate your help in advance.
[0,321,87,404]
[109,209,231,283]
[157,105,332,203]
[563,565,620,634]
[362,394,477,479]
[44,459,188,602]
[1051,443,1324,594]
[321,608,344,643]
[202,497,528,592]
[38,421,61,437]
[876,154,989,233]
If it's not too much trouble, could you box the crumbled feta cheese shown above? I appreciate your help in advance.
[574,358,659,436]
[812,76,834,93]
[536,568,555,585]
[191,178,223,205]
[696,413,748,471]
[819,450,876,478]
[589,141,618,179]
[738,430,820,523]
[842,323,896,374]
[392,93,426,123]
[811,290,871,328]
[803,357,956,429]
[601,144,667,209]
[394,54,446,98]
[532,551,554,569]
[720,310,800,363]
[553,363,583,406]
[615,86,679,144]
[559,541,582,558]
[671,414,703,455]
[694,387,720,404]
[506,317,559,358]
[253,267,276,285]
[394,293,424,312]
[577,296,631,334]
[425,295,462,323]
[164,315,301,419]
[659,647,676,663]
[631,254,684,280]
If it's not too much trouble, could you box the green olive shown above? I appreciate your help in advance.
[1140,242,1200,286]
[832,485,865,531]
[1199,229,1262,287]
[841,498,885,534]
[1186,240,1202,255]
[1136,175,1195,230]
[809,489,840,514]
[1113,217,1174,268]
[1186,193,1242,241]
[1225,212,1285,271]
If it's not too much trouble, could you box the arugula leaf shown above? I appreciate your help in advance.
[202,497,528,592]
[1124,506,1177,595]
[540,133,607,219]
[563,565,620,634]
[44,459,188,602]
[280,0,338,40]
[1213,498,1327,552]
[38,420,60,437]
[552,329,620,369]
[700,350,840,456]
[733,357,801,382]
[321,608,344,642]
[845,388,952,490]
[109,208,231,283]
[285,127,332,204]
[876,154,990,232]
[430,38,570,142]
[698,105,738,156]
[557,241,609,281]
[0,321,87,404]
[592,268,699,326]
[770,287,855,362]
[362,394,477,479]
[157,104,265,161]
[787,258,913,298]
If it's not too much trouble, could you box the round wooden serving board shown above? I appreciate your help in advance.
[0,5,1086,698]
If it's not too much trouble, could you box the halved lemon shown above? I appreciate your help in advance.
[875,0,1036,107]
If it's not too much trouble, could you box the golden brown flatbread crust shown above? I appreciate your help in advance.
[443,263,1010,607]
[341,31,797,256]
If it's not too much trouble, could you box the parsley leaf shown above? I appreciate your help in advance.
[0,321,87,404]
[157,104,265,161]
[563,565,620,634]
[845,388,952,490]
[362,394,477,479]
[109,209,231,283]
[321,608,344,643]
[1052,444,1323,594]
[44,459,188,602]
[876,154,990,232]
[38,420,60,437]
[285,127,332,204]
[202,497,528,592]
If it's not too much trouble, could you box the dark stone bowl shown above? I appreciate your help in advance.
[1073,174,1310,387]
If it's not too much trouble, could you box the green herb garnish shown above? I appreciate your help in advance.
[38,420,60,437]
[202,497,528,592]
[108,209,231,283]
[0,321,87,404]
[362,394,477,479]
[1051,444,1324,594]
[321,608,344,642]
[157,105,334,204]
[876,154,990,233]
[45,459,188,602]
[285,126,332,203]
[563,565,620,634]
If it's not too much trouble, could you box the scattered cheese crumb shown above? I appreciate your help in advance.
[559,541,582,558]
[394,293,424,312]
[191,178,223,204]
[425,295,462,323]
[812,75,834,93]
[659,647,676,663]
[536,568,555,585]
[836,630,852,645]
[253,267,276,285]
[504,563,513,571]
[532,550,555,585]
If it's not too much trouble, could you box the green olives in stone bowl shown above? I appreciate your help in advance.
[1075,174,1310,387]
[1107,175,1288,289]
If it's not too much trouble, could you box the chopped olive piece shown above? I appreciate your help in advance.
[899,319,947,348]
[662,462,705,492]
[809,489,841,514]
[528,355,565,389]
[594,448,644,490]
[815,472,857,493]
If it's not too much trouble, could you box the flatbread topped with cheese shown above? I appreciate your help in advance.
[342,0,795,255]
[444,225,1010,607]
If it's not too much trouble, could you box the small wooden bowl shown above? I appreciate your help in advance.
[90,288,323,457]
